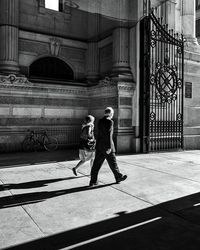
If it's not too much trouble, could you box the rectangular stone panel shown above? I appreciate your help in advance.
[120,97,132,106]
[19,39,49,55]
[13,107,42,117]
[90,97,118,107]
[0,118,83,126]
[0,107,10,116]
[60,46,86,61]
[100,44,112,61]
[100,44,112,74]
[0,96,88,107]
[119,108,132,119]
[45,108,88,118]
[120,119,132,127]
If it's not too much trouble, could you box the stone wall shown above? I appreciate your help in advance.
[183,48,200,149]
[0,75,88,152]
[0,0,140,153]
[99,42,112,77]
[19,30,87,81]
[89,78,135,153]
[0,74,136,153]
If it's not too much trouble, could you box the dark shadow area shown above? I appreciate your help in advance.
[0,176,85,191]
[0,183,114,209]
[29,57,74,83]
[4,192,200,250]
[0,149,79,169]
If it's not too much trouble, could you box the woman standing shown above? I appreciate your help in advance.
[72,115,96,176]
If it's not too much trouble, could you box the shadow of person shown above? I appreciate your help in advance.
[5,191,200,250]
[0,183,115,209]
[0,176,87,191]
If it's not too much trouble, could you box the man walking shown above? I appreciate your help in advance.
[89,107,127,186]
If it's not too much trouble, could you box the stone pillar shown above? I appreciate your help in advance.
[38,0,45,8]
[182,0,198,44]
[111,27,133,81]
[0,0,20,74]
[86,42,99,85]
[165,1,176,30]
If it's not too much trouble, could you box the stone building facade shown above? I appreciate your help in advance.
[0,0,200,153]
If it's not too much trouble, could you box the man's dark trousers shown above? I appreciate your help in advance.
[90,150,123,184]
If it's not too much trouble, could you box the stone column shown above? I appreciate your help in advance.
[86,42,99,85]
[111,27,133,81]
[165,1,176,30]
[38,0,45,7]
[182,0,198,44]
[0,0,20,74]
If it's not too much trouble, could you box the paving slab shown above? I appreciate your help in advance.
[1,150,200,249]
[0,206,43,249]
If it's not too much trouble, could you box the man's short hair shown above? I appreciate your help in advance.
[104,107,114,116]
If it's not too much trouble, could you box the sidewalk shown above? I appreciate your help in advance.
[1,150,200,249]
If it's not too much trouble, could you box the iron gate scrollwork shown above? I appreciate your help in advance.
[140,12,184,152]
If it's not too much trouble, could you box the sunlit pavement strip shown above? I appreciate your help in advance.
[1,150,200,249]
[63,217,162,250]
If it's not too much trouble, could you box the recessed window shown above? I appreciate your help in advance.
[29,57,74,83]
[45,0,59,11]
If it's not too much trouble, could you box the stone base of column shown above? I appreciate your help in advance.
[111,66,133,82]
[185,36,199,45]
[114,80,136,153]
[114,129,135,153]
[0,61,20,75]
[185,37,200,54]
[86,73,99,86]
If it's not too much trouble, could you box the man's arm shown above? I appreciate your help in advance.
[106,120,113,154]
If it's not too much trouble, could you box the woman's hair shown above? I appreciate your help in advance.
[85,115,95,123]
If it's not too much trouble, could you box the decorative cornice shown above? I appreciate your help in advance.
[89,77,117,96]
[117,82,135,93]
[0,74,31,85]
[0,74,88,96]
[98,77,117,86]
[0,75,135,96]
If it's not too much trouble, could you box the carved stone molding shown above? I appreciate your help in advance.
[98,77,117,86]
[50,37,62,56]
[0,74,30,85]
[0,75,88,96]
[0,74,135,96]
[117,82,135,93]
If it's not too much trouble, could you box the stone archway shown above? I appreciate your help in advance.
[29,56,74,82]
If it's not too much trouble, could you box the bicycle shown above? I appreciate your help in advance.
[22,129,58,152]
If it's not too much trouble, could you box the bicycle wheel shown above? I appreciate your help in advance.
[22,137,35,152]
[44,136,58,151]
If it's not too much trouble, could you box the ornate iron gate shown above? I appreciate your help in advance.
[140,12,184,152]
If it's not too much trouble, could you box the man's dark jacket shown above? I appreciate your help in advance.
[96,116,116,153]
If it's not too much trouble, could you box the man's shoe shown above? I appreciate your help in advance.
[89,182,98,187]
[72,168,77,176]
[116,175,127,184]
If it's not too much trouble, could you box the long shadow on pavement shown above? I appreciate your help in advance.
[4,191,200,250]
[0,176,85,191]
[0,183,114,209]
[0,149,79,168]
